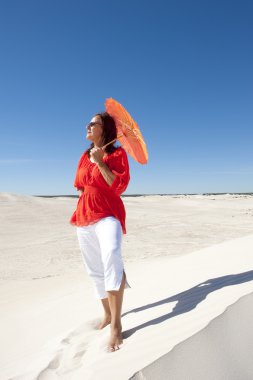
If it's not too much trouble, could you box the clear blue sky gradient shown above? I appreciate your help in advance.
[1,0,253,195]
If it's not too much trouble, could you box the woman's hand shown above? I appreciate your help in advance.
[90,147,104,165]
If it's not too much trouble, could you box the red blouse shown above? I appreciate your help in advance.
[70,147,130,234]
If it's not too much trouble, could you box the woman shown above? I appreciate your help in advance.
[70,112,130,352]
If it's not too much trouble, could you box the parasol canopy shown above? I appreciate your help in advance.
[104,97,148,164]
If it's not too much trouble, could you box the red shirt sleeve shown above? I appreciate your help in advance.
[74,152,86,190]
[106,148,130,196]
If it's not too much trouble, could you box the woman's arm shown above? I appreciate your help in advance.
[97,161,116,186]
[90,147,116,186]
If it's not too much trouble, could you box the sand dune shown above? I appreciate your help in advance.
[69,235,253,380]
[1,193,253,379]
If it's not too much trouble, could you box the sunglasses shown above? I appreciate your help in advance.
[86,122,103,129]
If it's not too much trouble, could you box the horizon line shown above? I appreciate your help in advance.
[33,192,253,198]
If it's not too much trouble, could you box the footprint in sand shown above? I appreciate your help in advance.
[37,368,59,380]
[48,353,62,369]
[39,321,101,378]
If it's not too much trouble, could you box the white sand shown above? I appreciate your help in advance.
[1,193,253,379]
[131,291,253,380]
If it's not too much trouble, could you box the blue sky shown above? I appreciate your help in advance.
[1,0,253,195]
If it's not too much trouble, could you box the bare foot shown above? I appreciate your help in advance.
[108,326,123,352]
[97,314,111,330]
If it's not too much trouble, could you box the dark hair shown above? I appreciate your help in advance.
[87,112,118,155]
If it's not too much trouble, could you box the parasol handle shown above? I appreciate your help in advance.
[101,138,117,151]
[101,133,123,151]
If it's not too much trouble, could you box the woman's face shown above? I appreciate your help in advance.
[86,115,103,146]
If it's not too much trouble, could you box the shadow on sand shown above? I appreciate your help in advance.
[122,270,253,339]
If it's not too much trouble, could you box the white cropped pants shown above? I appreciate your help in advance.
[76,216,130,299]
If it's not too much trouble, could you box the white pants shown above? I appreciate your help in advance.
[76,216,130,299]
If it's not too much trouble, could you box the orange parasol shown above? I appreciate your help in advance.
[104,97,148,164]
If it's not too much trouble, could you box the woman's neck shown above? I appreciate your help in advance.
[93,139,103,148]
